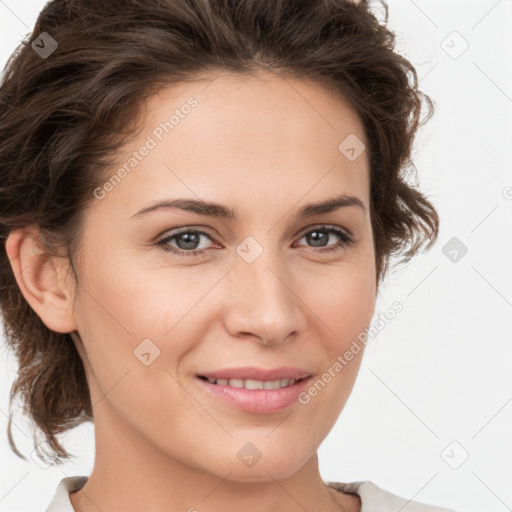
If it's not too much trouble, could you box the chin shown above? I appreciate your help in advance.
[208,445,311,483]
[223,463,303,483]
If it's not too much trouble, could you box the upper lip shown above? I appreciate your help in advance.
[198,366,312,381]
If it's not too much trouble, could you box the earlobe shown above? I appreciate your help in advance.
[5,226,79,334]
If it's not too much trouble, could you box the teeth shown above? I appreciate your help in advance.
[263,380,280,390]
[245,379,264,389]
[205,377,300,389]
[229,378,244,388]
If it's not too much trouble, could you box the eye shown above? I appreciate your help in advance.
[155,224,355,257]
[294,225,354,253]
[156,228,216,257]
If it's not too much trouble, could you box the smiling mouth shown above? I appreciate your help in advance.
[197,375,309,390]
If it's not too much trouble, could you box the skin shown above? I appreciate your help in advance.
[7,69,376,512]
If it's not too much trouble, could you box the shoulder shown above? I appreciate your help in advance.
[327,480,457,512]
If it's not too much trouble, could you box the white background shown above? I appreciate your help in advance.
[1,1,511,511]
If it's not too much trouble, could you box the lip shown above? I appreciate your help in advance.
[198,366,312,381]
[196,367,313,414]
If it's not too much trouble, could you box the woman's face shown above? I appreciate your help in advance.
[62,70,376,481]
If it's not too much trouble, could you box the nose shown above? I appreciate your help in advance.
[222,244,307,346]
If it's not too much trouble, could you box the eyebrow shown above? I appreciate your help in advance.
[131,194,367,220]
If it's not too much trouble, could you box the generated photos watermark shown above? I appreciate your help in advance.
[298,301,403,405]
[93,97,198,200]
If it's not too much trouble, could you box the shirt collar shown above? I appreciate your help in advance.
[45,476,88,512]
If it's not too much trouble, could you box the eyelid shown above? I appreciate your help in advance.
[156,222,357,241]
[155,225,217,241]
[156,223,353,245]
[155,223,355,257]
[295,222,353,239]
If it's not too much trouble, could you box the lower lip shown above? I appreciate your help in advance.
[196,376,312,414]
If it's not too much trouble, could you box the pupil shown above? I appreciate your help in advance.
[175,230,330,251]
[307,230,328,247]
[178,232,200,250]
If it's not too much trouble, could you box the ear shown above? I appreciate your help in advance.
[5,226,79,334]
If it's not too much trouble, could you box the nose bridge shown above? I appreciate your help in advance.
[224,236,304,343]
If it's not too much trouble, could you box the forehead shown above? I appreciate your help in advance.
[143,69,366,155]
[93,70,370,221]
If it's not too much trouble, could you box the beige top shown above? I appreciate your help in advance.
[44,476,456,511]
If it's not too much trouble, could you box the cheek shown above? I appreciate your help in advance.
[74,260,203,441]
[296,260,374,417]
[78,247,203,349]
[305,260,375,345]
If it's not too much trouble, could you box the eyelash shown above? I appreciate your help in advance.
[155,225,355,258]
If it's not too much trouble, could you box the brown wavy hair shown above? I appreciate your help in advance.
[0,0,438,465]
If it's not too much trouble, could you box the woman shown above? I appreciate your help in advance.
[0,0,454,510]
